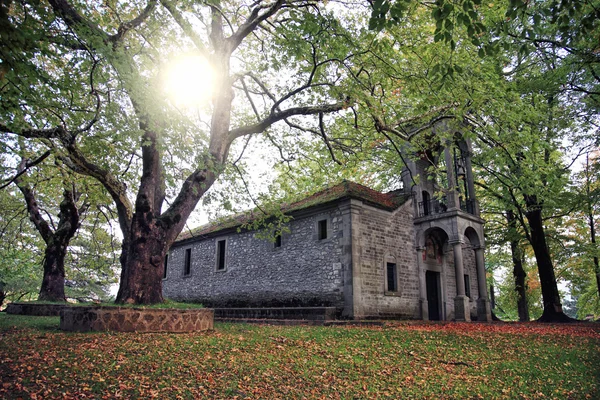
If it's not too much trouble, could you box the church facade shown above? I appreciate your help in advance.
[163,137,492,322]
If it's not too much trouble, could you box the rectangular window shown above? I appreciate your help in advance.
[386,262,397,292]
[274,233,282,248]
[163,253,169,279]
[464,274,471,298]
[183,248,191,276]
[318,219,328,240]
[216,239,226,271]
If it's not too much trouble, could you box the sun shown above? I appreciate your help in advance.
[164,55,215,107]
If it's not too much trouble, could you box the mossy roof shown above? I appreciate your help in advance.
[176,180,409,243]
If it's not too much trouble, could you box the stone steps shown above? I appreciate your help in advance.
[215,317,386,327]
[213,306,338,321]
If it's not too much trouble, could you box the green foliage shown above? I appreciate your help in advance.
[64,224,120,302]
[0,189,44,305]
[556,151,600,319]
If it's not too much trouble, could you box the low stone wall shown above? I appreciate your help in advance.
[6,302,68,316]
[60,306,214,333]
[214,307,337,321]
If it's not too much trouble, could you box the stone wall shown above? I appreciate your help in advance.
[354,200,420,319]
[60,306,214,332]
[163,205,347,310]
[444,249,457,320]
[462,241,480,319]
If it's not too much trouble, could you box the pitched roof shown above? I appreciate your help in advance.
[176,180,409,243]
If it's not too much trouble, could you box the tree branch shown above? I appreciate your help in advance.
[48,0,110,44]
[110,1,157,45]
[228,101,348,141]
[228,0,285,53]
[14,159,53,243]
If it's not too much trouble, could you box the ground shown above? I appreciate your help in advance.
[0,314,598,399]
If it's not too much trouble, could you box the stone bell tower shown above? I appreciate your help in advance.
[401,124,492,322]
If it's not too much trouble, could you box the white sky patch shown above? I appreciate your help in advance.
[163,55,215,108]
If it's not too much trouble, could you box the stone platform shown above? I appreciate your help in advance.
[60,306,214,333]
[6,302,68,316]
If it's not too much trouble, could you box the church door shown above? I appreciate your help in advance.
[426,271,441,321]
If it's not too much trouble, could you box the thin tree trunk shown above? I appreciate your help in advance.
[591,212,600,300]
[524,195,572,322]
[512,249,529,322]
[506,210,529,322]
[0,281,5,308]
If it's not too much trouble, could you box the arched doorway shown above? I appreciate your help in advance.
[422,228,449,321]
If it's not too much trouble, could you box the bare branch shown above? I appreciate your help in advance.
[379,130,418,187]
[0,150,51,190]
[318,113,342,165]
[240,77,261,121]
[372,103,461,142]
[74,57,102,135]
[232,163,267,215]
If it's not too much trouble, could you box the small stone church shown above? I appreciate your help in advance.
[163,135,492,322]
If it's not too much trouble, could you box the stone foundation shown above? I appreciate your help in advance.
[6,302,68,316]
[214,307,337,321]
[60,306,214,332]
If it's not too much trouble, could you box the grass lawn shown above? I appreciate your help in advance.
[0,314,598,399]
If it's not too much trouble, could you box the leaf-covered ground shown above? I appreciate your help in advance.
[1,315,598,399]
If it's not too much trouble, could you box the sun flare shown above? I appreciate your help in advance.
[164,55,215,107]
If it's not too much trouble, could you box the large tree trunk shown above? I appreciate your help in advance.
[114,100,223,304]
[114,160,220,304]
[37,188,82,302]
[115,214,167,304]
[38,238,67,301]
[524,196,572,322]
[506,210,529,322]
